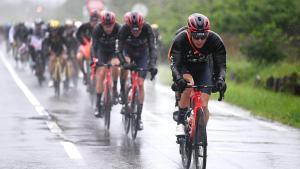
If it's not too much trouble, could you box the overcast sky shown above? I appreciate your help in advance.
[1,0,67,8]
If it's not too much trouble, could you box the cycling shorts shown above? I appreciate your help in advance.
[124,48,148,79]
[180,62,213,95]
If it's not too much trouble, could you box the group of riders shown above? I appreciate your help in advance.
[1,11,227,137]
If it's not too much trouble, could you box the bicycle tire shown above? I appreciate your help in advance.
[180,136,192,169]
[53,60,61,97]
[104,87,112,130]
[130,88,139,140]
[122,86,131,134]
[192,109,207,169]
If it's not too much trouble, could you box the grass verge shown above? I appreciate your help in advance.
[158,64,300,128]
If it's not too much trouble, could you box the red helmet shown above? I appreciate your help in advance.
[101,11,116,25]
[124,12,144,31]
[187,13,210,33]
[90,11,100,22]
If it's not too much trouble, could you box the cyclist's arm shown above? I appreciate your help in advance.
[76,24,86,45]
[91,23,101,60]
[117,25,129,64]
[145,23,157,68]
[169,33,185,81]
[210,32,227,80]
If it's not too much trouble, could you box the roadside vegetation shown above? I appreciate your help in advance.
[107,0,300,127]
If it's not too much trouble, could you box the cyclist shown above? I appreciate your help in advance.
[13,22,30,62]
[64,19,78,59]
[43,20,68,87]
[168,13,227,136]
[92,11,121,117]
[29,19,45,72]
[76,11,99,85]
[118,12,158,130]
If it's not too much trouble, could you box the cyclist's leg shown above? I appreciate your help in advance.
[119,56,130,103]
[177,73,194,123]
[48,52,56,78]
[76,50,87,84]
[132,53,148,130]
[95,66,105,117]
[48,52,55,86]
[111,57,120,97]
[193,63,212,125]
[94,49,109,117]
[175,67,194,136]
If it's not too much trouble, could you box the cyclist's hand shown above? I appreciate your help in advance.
[149,67,158,81]
[176,78,187,93]
[216,77,226,92]
[122,63,135,70]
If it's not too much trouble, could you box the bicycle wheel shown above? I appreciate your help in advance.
[130,88,139,139]
[179,136,192,169]
[54,80,60,97]
[35,58,43,86]
[122,86,131,134]
[104,87,112,130]
[192,109,207,169]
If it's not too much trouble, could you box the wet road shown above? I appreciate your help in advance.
[1,46,300,169]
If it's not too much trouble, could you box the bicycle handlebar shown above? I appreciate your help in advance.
[172,84,225,101]
[122,63,151,71]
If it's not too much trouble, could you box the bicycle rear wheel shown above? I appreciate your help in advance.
[104,87,112,130]
[192,109,207,169]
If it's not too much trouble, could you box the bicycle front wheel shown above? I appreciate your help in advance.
[179,136,192,169]
[122,86,132,135]
[192,109,207,169]
[104,87,112,130]
[130,88,139,140]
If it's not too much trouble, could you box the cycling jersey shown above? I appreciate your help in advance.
[169,29,226,89]
[76,22,94,45]
[118,22,157,68]
[13,23,30,43]
[92,23,120,60]
[43,27,67,56]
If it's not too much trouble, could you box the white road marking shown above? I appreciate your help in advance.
[61,141,83,160]
[0,51,83,160]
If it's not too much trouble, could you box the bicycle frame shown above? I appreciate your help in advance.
[103,65,113,105]
[190,89,204,140]
[128,71,139,104]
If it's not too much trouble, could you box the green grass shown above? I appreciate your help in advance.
[225,81,300,128]
[158,63,300,128]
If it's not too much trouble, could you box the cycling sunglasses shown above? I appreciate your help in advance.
[191,31,208,40]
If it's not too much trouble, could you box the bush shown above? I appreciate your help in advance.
[240,23,289,63]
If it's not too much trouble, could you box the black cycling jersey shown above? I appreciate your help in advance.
[118,22,156,68]
[43,27,67,56]
[169,29,226,81]
[13,23,30,43]
[76,22,94,45]
[63,26,78,56]
[92,23,120,54]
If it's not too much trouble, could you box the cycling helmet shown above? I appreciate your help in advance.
[100,11,116,25]
[90,11,100,22]
[187,13,210,40]
[187,13,210,32]
[34,18,44,26]
[151,23,159,30]
[49,19,60,29]
[124,12,144,31]
[65,19,74,26]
